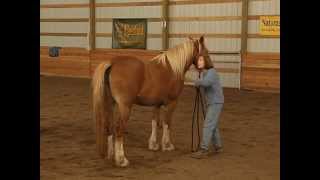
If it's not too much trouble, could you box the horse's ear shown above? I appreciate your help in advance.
[199,35,204,44]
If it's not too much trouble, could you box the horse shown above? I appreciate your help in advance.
[92,36,210,167]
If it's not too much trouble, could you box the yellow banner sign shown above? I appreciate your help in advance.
[259,16,280,36]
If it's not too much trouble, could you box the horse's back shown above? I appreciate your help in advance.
[109,56,145,104]
[107,55,182,106]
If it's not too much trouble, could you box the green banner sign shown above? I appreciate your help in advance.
[112,19,147,49]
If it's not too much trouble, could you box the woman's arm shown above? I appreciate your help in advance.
[194,70,215,87]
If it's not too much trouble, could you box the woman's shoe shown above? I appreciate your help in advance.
[214,146,223,153]
[191,149,209,159]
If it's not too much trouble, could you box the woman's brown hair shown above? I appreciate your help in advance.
[198,49,214,69]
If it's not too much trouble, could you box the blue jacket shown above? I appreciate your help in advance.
[194,68,224,104]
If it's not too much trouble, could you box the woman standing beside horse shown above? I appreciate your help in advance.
[191,53,224,159]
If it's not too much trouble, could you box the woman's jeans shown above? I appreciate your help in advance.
[200,103,223,150]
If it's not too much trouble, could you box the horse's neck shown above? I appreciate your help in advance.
[148,50,192,84]
[167,60,190,96]
[147,57,184,84]
[169,57,193,81]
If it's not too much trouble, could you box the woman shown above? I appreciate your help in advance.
[191,54,224,159]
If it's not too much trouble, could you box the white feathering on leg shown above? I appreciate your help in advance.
[149,119,159,150]
[115,137,129,167]
[107,135,114,159]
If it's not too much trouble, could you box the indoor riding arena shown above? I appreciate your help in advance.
[40,0,280,180]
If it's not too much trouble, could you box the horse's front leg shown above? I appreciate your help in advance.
[162,100,177,151]
[149,106,161,151]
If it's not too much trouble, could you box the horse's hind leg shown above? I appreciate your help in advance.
[107,134,113,160]
[149,106,160,151]
[107,114,114,160]
[114,103,131,167]
[103,99,116,160]
[162,100,177,151]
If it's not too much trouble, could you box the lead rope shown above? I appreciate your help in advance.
[191,71,207,152]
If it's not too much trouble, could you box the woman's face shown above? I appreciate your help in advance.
[197,56,205,69]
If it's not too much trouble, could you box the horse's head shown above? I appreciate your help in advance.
[189,36,212,68]
[189,36,213,70]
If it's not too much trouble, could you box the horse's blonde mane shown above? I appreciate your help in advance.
[152,40,195,79]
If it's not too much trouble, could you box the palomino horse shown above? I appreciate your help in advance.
[92,36,210,167]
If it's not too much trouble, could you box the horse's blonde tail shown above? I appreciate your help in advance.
[92,62,113,158]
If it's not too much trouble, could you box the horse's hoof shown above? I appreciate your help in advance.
[162,143,175,151]
[148,142,160,151]
[116,157,129,167]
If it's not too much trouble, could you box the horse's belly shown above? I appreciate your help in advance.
[135,95,167,106]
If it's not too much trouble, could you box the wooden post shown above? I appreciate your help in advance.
[89,0,96,50]
[162,0,169,50]
[240,0,249,90]
[89,0,95,77]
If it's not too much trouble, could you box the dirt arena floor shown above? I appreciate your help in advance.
[40,76,280,180]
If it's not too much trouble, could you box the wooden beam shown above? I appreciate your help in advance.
[162,0,169,50]
[96,33,161,38]
[148,34,162,38]
[240,0,249,54]
[40,18,89,22]
[95,33,112,37]
[148,18,163,22]
[89,0,95,77]
[214,61,240,64]
[169,33,241,38]
[96,18,162,22]
[96,16,241,22]
[40,3,89,8]
[95,2,162,7]
[242,65,280,70]
[40,73,91,79]
[240,0,249,90]
[208,51,240,55]
[40,32,87,37]
[89,0,96,50]
[188,67,240,74]
[169,0,242,5]
[216,68,240,74]
[248,34,280,38]
[245,52,280,60]
[91,48,161,54]
[95,18,112,22]
[170,16,242,21]
[248,15,280,20]
[250,0,273,2]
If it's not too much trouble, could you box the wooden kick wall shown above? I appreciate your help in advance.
[40,46,90,78]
